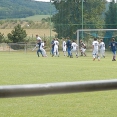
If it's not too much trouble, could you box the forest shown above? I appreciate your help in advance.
[0,0,56,19]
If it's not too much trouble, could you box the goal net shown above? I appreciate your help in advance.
[77,29,117,55]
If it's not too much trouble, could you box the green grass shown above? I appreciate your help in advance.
[6,15,50,21]
[0,51,117,117]
[20,15,50,21]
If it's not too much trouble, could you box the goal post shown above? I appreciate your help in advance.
[77,29,117,56]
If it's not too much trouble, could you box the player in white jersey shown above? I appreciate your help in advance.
[70,40,78,58]
[36,35,42,42]
[40,41,47,57]
[80,40,86,56]
[99,39,105,58]
[54,38,59,57]
[62,38,67,56]
[92,38,100,61]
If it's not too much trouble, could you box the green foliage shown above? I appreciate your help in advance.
[7,24,27,43]
[0,0,56,19]
[104,0,117,46]
[21,15,50,21]
[0,32,4,42]
[105,0,117,29]
[52,0,106,39]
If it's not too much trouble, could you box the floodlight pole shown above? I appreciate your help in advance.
[50,0,52,41]
[81,0,84,39]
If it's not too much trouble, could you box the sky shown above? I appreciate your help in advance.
[34,0,112,2]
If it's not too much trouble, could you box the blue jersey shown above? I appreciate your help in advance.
[66,40,71,48]
[37,42,41,49]
[51,40,55,48]
[109,41,117,51]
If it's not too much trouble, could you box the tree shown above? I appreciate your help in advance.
[104,0,117,46]
[0,0,56,19]
[0,32,4,43]
[7,24,27,43]
[52,0,106,39]
[105,0,117,29]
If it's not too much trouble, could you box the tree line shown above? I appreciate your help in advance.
[0,0,117,46]
[52,0,117,40]
[0,0,56,19]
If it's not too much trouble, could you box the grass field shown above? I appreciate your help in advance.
[0,51,117,117]
[22,15,50,21]
[0,29,56,37]
[12,15,50,21]
[0,15,56,37]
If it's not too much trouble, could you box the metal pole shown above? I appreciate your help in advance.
[49,0,52,54]
[0,79,117,98]
[77,30,79,56]
[50,0,52,41]
[81,0,83,39]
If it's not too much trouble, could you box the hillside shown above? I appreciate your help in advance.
[0,0,109,20]
[0,15,51,29]
[0,0,56,19]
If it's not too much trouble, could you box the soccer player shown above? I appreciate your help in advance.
[62,38,67,56]
[109,38,117,61]
[80,40,86,56]
[54,38,59,57]
[99,39,105,58]
[32,40,42,57]
[51,38,55,57]
[40,40,47,57]
[36,35,42,42]
[66,37,71,57]
[70,40,78,58]
[92,38,100,61]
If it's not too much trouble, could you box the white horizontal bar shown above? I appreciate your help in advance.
[0,79,117,98]
[77,29,117,31]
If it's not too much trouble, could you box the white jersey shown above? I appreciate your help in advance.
[54,40,59,48]
[62,41,66,48]
[54,40,59,56]
[40,42,44,49]
[40,42,47,57]
[62,41,66,51]
[37,36,42,41]
[99,42,105,50]
[71,42,78,50]
[92,41,99,50]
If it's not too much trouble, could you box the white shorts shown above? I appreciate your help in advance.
[92,49,98,55]
[54,47,58,53]
[63,47,66,52]
[81,48,86,53]
[40,48,46,56]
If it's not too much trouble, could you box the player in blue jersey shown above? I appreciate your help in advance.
[66,37,71,57]
[32,40,42,57]
[109,38,117,61]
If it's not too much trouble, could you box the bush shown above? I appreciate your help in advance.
[0,32,4,43]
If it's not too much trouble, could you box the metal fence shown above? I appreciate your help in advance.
[0,43,39,53]
[0,41,64,53]
[0,79,117,98]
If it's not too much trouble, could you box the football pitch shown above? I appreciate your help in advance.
[0,51,117,117]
